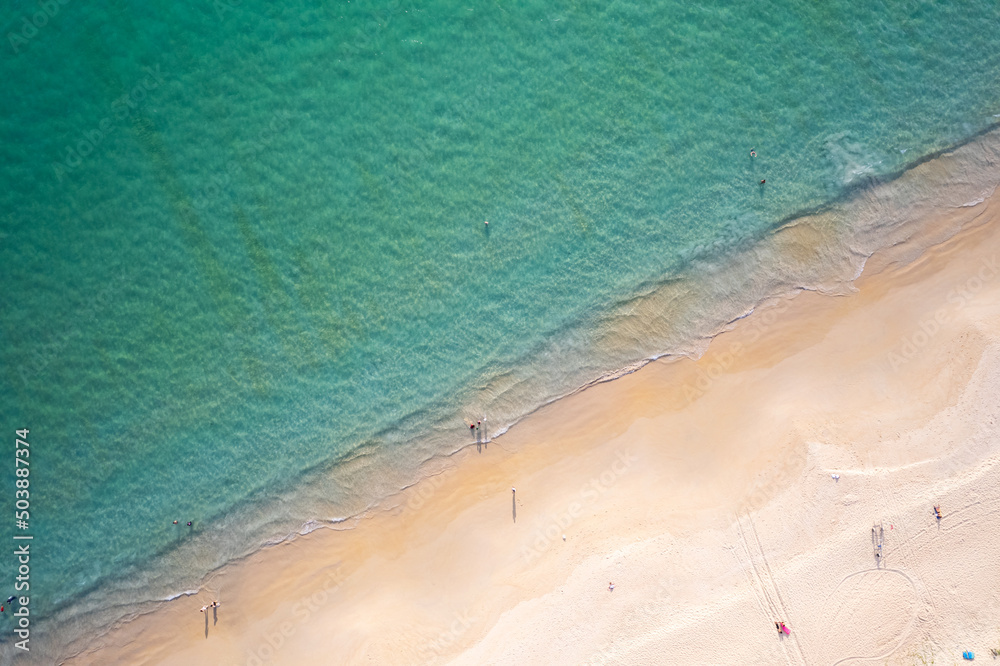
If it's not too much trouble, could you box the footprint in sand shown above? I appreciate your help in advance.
[822,569,919,664]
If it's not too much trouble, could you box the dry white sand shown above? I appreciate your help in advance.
[69,177,1000,665]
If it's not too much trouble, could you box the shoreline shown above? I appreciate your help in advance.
[27,128,1000,662]
[58,145,1000,663]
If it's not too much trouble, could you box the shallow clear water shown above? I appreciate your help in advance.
[1,0,999,655]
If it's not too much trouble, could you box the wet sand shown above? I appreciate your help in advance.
[68,175,1000,665]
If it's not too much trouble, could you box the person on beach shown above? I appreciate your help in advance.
[199,605,208,613]
[934,505,942,520]
[609,582,615,592]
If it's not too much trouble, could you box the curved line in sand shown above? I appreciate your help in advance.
[829,568,920,666]
[826,458,937,476]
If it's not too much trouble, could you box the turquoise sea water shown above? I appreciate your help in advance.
[2,0,1000,658]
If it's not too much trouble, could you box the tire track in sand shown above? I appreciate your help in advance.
[735,513,807,665]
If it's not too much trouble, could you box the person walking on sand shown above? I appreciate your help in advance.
[609,582,615,592]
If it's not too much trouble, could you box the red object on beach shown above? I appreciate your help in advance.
[781,624,790,635]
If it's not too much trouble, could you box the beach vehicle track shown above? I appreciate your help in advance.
[731,516,789,665]
[868,455,926,580]
[939,499,991,533]
[734,512,806,665]
[828,568,920,666]
[730,521,779,627]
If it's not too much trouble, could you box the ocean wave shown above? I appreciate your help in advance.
[18,127,1000,666]
[161,589,199,602]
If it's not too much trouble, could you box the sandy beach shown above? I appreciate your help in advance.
[65,164,1000,664]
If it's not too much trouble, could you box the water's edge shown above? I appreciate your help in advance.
[35,125,1000,664]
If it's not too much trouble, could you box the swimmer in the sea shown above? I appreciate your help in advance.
[750,149,756,157]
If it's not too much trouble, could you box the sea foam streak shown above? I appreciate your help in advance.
[28,127,1000,664]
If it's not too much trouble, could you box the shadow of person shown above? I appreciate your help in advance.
[213,605,218,626]
[512,494,516,523]
[204,612,209,639]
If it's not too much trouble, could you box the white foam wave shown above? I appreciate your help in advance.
[162,589,199,601]
[29,127,1000,666]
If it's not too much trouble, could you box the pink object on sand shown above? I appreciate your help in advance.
[781,625,790,635]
